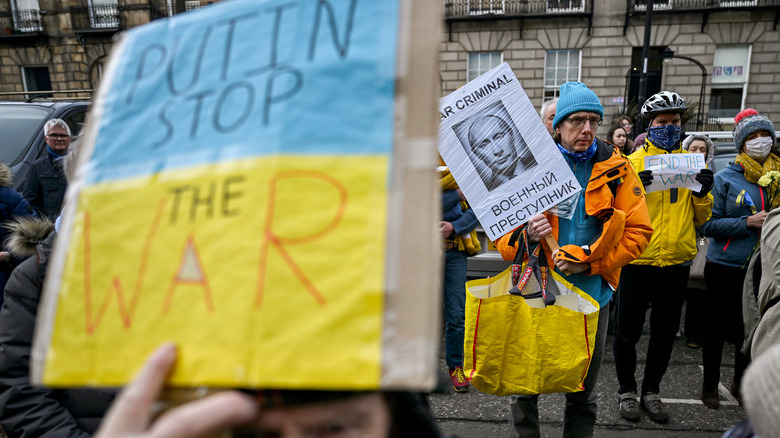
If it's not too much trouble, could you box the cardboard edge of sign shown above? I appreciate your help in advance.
[30,0,443,393]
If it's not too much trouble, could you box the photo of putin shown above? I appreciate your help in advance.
[454,101,537,191]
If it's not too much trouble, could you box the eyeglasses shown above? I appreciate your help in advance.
[564,117,603,129]
[46,134,70,139]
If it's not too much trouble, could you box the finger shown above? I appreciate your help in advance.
[148,391,259,438]
[98,343,178,436]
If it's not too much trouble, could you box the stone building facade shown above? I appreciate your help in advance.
[441,0,780,134]
[0,0,210,100]
[1,0,778,133]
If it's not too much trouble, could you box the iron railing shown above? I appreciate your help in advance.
[70,3,120,31]
[627,0,780,12]
[0,9,42,33]
[444,0,592,18]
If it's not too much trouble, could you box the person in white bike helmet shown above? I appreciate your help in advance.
[613,91,714,424]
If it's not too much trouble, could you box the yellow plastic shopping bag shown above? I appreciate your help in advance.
[463,231,600,396]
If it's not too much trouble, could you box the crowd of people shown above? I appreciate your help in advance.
[440,82,780,438]
[0,82,777,438]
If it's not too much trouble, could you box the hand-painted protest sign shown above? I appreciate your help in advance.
[438,63,581,241]
[643,153,705,193]
[32,0,442,391]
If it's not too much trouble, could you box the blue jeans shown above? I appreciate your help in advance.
[443,249,467,370]
[509,303,610,438]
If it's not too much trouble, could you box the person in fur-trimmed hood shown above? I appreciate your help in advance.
[0,216,116,437]
[0,161,36,299]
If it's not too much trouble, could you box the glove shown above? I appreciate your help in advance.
[637,170,653,187]
[694,168,714,197]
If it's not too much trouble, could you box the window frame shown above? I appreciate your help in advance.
[467,51,503,83]
[10,0,42,32]
[543,49,582,102]
[546,0,585,13]
[708,44,752,123]
[468,0,506,15]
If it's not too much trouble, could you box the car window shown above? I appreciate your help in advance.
[0,105,53,165]
[711,154,736,174]
[61,108,87,137]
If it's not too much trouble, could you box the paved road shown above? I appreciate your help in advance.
[428,303,746,437]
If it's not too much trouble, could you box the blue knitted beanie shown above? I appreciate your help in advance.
[733,114,776,153]
[552,82,604,129]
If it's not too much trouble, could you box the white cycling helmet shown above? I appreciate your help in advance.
[641,91,687,120]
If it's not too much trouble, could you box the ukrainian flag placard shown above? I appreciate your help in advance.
[32,0,441,391]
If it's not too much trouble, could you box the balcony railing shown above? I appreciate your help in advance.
[70,4,120,31]
[627,0,780,12]
[0,9,43,33]
[444,0,593,18]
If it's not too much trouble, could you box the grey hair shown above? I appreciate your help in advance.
[44,119,72,137]
[540,98,558,119]
[62,136,80,183]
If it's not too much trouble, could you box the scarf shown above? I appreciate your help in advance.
[439,168,481,255]
[556,139,597,162]
[735,152,780,211]
[47,145,63,161]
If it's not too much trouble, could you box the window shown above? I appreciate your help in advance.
[467,52,502,82]
[21,66,52,98]
[468,0,505,15]
[709,45,750,120]
[10,0,41,32]
[88,0,119,28]
[544,50,581,100]
[547,0,584,13]
[91,57,106,89]
[185,1,202,11]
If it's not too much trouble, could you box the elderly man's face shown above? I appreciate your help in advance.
[45,125,71,154]
[543,103,556,134]
[468,118,517,176]
[556,111,599,153]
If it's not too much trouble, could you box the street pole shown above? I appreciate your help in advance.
[635,0,653,134]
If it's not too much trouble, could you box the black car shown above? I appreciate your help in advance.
[0,100,90,192]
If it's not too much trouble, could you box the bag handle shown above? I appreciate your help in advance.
[508,230,556,305]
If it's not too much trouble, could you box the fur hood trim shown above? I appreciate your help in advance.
[0,162,12,188]
[5,216,55,258]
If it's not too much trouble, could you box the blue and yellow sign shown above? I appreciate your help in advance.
[36,0,404,389]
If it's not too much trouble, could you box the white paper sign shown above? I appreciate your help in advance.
[644,153,705,193]
[438,63,581,241]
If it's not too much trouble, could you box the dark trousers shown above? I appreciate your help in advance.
[684,287,706,343]
[703,262,748,388]
[443,249,467,370]
[613,264,688,395]
[509,304,610,438]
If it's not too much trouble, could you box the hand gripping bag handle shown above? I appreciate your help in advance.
[507,228,556,305]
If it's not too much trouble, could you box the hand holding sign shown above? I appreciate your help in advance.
[693,168,714,197]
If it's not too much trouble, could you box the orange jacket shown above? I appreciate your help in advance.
[496,141,653,290]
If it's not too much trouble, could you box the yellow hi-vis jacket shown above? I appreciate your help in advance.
[627,141,713,267]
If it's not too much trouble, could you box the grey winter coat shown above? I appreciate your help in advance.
[0,218,115,438]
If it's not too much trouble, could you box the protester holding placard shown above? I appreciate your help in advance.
[496,82,652,437]
[698,109,779,409]
[614,91,714,424]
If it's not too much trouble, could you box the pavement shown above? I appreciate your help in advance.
[428,302,747,438]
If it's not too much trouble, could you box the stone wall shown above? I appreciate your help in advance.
[440,2,780,130]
